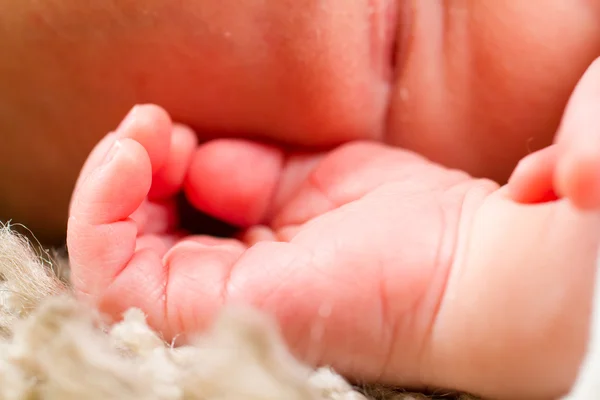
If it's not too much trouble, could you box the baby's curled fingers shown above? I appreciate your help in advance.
[69,132,117,214]
[68,139,151,294]
[554,56,600,209]
[183,139,454,231]
[67,138,351,353]
[67,137,170,328]
[506,144,559,204]
[129,123,198,234]
[113,104,172,174]
[70,104,173,214]
[149,123,198,200]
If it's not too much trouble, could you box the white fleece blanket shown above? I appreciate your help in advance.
[0,223,595,400]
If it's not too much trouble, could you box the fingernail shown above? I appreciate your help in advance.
[116,105,140,135]
[102,140,122,165]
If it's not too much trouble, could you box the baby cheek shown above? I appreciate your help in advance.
[385,0,600,183]
[119,0,392,147]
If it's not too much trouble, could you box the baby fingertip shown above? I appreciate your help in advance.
[555,151,600,210]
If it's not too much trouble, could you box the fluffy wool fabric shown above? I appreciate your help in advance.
[0,222,595,400]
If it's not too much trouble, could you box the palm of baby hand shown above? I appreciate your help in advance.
[67,59,600,400]
[67,104,493,385]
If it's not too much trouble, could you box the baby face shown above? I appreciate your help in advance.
[1,0,599,242]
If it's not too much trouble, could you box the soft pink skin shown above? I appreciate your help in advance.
[2,0,600,243]
[67,58,600,400]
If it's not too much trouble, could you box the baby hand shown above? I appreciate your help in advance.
[67,104,491,390]
[66,57,600,400]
